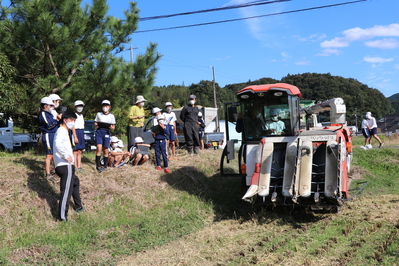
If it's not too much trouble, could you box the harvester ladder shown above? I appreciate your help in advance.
[291,139,302,202]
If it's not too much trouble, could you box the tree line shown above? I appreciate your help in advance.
[0,1,396,136]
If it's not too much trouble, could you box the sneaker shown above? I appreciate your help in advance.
[96,167,104,173]
[156,166,162,171]
[164,168,170,174]
[116,161,126,168]
[75,207,86,213]
[379,142,384,148]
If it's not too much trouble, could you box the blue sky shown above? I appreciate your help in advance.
[106,0,398,97]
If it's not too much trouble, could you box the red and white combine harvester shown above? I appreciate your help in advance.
[223,83,366,212]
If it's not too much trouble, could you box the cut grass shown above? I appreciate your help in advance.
[1,140,399,265]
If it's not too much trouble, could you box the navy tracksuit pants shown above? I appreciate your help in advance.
[154,139,168,168]
[55,164,83,221]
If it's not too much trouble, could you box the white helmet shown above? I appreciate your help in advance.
[49,94,62,101]
[74,100,85,106]
[40,97,54,105]
[198,112,203,117]
[110,136,118,143]
[117,140,124,148]
[134,137,144,143]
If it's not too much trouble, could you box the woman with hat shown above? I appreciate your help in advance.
[127,95,147,150]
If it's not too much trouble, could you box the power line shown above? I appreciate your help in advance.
[139,0,291,21]
[136,0,367,33]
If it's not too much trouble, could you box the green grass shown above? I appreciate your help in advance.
[1,144,399,265]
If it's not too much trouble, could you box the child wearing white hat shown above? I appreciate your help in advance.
[94,100,116,172]
[72,100,85,171]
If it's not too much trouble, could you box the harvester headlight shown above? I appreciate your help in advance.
[274,92,283,97]
[240,95,249,99]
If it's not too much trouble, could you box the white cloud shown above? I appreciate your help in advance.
[365,38,399,49]
[294,33,327,42]
[316,48,342,56]
[295,60,311,65]
[321,23,399,48]
[363,56,394,63]
[394,64,399,70]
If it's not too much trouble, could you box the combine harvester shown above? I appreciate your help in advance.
[223,83,367,212]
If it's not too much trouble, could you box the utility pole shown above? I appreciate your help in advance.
[126,40,139,63]
[211,66,219,132]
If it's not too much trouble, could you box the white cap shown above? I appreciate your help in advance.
[110,136,118,143]
[165,102,173,107]
[366,112,371,116]
[49,94,62,101]
[134,137,143,143]
[41,97,54,105]
[74,100,85,106]
[198,112,203,117]
[366,114,371,119]
[117,140,124,148]
[152,107,162,114]
[101,100,111,105]
[157,114,165,121]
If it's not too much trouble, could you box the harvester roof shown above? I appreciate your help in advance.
[237,83,302,97]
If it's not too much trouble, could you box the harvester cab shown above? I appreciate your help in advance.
[223,83,356,212]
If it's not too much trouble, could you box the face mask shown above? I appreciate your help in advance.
[140,102,145,107]
[66,122,75,129]
[166,108,172,112]
[54,103,59,108]
[102,107,109,113]
[189,100,195,105]
[76,107,83,113]
[271,116,278,122]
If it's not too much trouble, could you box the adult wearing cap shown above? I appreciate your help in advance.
[72,100,85,171]
[163,102,178,159]
[94,100,116,172]
[180,95,200,154]
[265,108,285,135]
[366,112,384,148]
[38,97,60,179]
[48,94,63,120]
[127,95,147,150]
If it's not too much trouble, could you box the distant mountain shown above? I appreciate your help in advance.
[388,93,399,102]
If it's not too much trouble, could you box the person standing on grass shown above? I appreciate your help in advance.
[366,112,384,148]
[180,95,200,155]
[71,100,85,171]
[198,112,205,150]
[152,114,170,174]
[361,115,372,149]
[163,102,178,159]
[127,95,147,150]
[94,100,116,173]
[38,97,60,179]
[53,110,84,221]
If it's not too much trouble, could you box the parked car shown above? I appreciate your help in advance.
[84,120,96,151]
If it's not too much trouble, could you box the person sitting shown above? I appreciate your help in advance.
[265,108,285,135]
[129,137,151,166]
[108,137,130,167]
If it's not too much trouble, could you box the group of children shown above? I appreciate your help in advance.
[38,95,207,221]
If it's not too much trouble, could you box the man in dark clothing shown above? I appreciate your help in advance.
[180,95,200,154]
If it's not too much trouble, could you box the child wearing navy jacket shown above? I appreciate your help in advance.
[152,114,170,174]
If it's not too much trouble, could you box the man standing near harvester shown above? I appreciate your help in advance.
[180,95,200,155]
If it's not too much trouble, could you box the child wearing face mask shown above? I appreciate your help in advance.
[94,100,116,173]
[39,97,61,179]
[48,94,63,121]
[163,102,178,159]
[151,113,170,174]
[53,110,85,221]
[71,100,85,171]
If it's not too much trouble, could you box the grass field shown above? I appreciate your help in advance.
[0,135,398,265]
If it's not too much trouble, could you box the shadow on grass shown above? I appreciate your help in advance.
[13,157,59,219]
[160,166,324,227]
